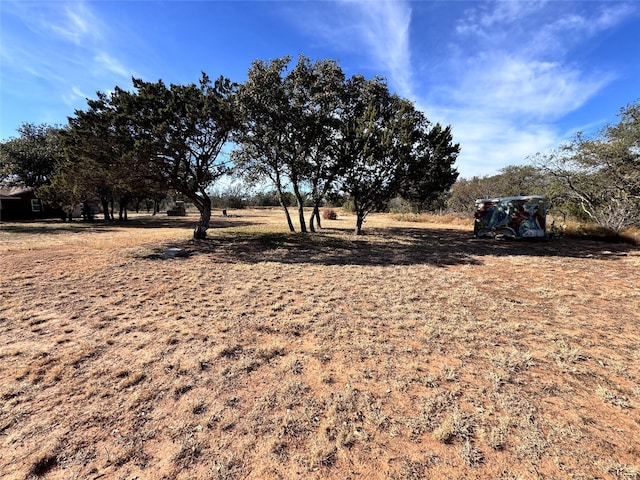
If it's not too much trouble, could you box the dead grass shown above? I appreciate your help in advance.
[391,211,471,227]
[561,221,640,246]
[1,209,639,479]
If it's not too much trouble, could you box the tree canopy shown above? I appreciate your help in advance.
[337,75,459,234]
[534,100,640,231]
[0,123,64,188]
[124,74,238,238]
[235,57,460,234]
[2,55,461,235]
[52,73,237,234]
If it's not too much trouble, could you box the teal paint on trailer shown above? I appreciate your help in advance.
[474,196,548,239]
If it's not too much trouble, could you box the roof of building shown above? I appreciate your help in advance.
[0,186,34,198]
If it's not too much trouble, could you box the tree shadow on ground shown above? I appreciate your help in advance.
[0,215,256,235]
[173,226,637,267]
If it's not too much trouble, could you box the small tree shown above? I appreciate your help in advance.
[400,122,459,213]
[535,100,640,231]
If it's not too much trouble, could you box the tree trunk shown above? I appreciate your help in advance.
[277,188,295,232]
[193,195,212,239]
[119,199,128,221]
[308,205,321,233]
[281,202,295,232]
[309,210,316,233]
[354,202,366,235]
[100,198,110,221]
[355,214,365,235]
[297,202,307,233]
[292,185,307,233]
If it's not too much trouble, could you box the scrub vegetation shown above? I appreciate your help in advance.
[1,210,639,479]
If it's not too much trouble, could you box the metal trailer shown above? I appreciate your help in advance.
[474,195,548,239]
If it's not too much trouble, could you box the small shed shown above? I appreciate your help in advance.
[167,201,186,216]
[69,201,101,219]
[474,195,548,239]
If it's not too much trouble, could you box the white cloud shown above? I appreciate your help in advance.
[0,39,66,85]
[289,0,414,97]
[62,86,91,106]
[420,2,636,177]
[525,3,636,58]
[449,55,613,121]
[94,52,132,79]
[20,1,105,45]
[442,113,561,178]
[2,0,136,112]
[553,2,635,37]
[456,1,545,37]
[348,0,414,97]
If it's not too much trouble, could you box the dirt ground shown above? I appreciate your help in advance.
[1,209,639,479]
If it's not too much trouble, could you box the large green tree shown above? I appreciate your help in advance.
[234,55,346,233]
[337,76,411,235]
[0,123,64,188]
[233,57,296,231]
[337,76,459,234]
[106,74,237,236]
[400,122,459,212]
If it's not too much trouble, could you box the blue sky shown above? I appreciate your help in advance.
[1,0,638,178]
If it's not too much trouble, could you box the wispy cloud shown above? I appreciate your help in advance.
[48,3,103,45]
[447,56,612,121]
[2,0,135,118]
[94,52,133,80]
[6,0,104,45]
[455,1,546,38]
[450,2,628,116]
[429,106,562,177]
[62,86,91,106]
[425,1,637,177]
[288,0,414,97]
[347,0,414,97]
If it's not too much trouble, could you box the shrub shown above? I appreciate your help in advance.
[341,198,355,213]
[322,209,338,220]
[387,196,413,214]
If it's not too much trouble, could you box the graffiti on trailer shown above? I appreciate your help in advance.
[474,196,548,239]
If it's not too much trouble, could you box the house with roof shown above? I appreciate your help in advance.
[0,186,63,221]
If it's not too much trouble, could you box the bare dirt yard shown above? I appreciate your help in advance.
[1,209,639,480]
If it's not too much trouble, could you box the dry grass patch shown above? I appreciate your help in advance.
[1,210,639,479]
